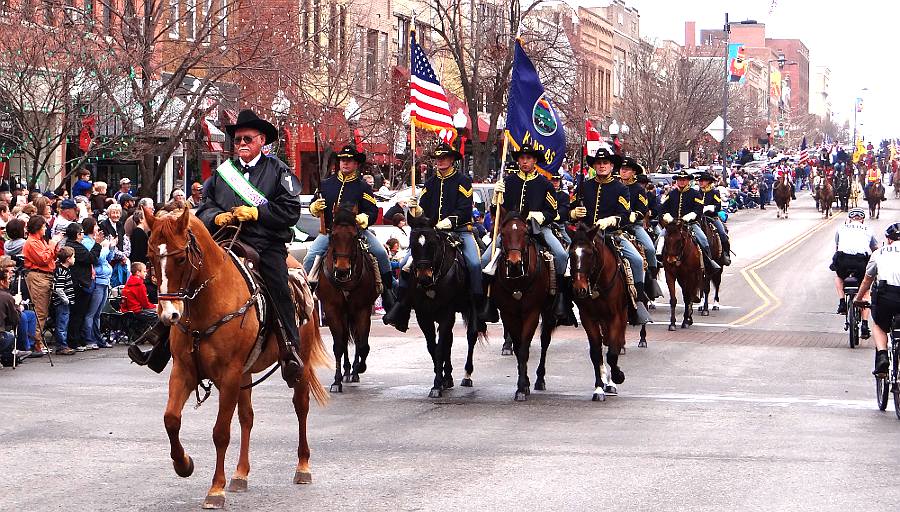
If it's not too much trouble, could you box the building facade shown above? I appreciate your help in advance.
[809,65,831,120]
[765,38,810,118]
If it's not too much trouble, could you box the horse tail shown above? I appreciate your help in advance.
[301,309,331,406]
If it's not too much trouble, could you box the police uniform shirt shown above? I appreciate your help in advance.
[419,169,474,230]
[318,171,379,231]
[659,185,703,218]
[573,175,630,225]
[699,184,722,214]
[622,178,649,221]
[866,244,900,286]
[500,171,557,226]
[835,222,878,255]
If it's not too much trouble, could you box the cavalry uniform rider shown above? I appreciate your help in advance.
[657,169,721,271]
[570,147,651,324]
[696,172,732,266]
[550,171,572,245]
[481,143,570,321]
[128,109,306,386]
[618,157,661,293]
[383,143,483,332]
[303,145,395,310]
[831,208,878,335]
[854,222,900,376]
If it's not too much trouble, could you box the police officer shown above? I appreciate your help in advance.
[831,208,878,331]
[304,145,395,310]
[128,109,306,386]
[658,170,721,271]
[853,223,900,375]
[619,157,661,297]
[384,143,483,331]
[696,172,732,266]
[482,143,569,320]
[571,147,651,324]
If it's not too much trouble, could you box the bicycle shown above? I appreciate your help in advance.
[843,275,863,348]
[857,301,900,416]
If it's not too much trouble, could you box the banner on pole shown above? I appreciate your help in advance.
[727,43,748,84]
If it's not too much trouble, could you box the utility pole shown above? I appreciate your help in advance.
[721,13,730,181]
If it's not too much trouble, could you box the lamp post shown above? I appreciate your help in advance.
[452,108,468,175]
[609,119,620,153]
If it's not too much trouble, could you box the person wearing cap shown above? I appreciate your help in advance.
[696,172,731,266]
[853,222,900,375]
[131,110,306,386]
[619,157,662,297]
[831,208,878,325]
[52,199,80,238]
[571,147,651,324]
[658,170,721,271]
[482,142,569,321]
[304,143,395,309]
[471,208,487,239]
[384,143,483,331]
[188,182,204,209]
[114,178,134,203]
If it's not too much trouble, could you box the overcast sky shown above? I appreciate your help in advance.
[588,0,898,143]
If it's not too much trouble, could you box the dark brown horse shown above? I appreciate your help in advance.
[492,212,557,401]
[698,217,724,316]
[866,181,885,219]
[820,176,835,218]
[318,207,379,393]
[773,174,792,218]
[661,220,703,331]
[145,207,329,509]
[568,225,627,401]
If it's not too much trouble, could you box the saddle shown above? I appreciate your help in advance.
[605,235,639,308]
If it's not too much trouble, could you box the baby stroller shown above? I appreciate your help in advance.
[100,285,154,345]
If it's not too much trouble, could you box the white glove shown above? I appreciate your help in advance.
[527,211,545,224]
[435,218,452,230]
[663,213,674,224]
[703,205,715,213]
[355,213,369,229]
[493,181,505,194]
[409,205,423,217]
[682,212,698,222]
[570,206,587,220]
[594,216,618,230]
[408,197,418,209]
[629,212,637,223]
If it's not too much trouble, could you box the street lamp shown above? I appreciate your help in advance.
[452,108,468,174]
[608,120,620,136]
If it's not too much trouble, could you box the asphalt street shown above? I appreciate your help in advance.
[2,192,900,512]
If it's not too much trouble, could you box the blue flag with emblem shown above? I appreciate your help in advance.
[506,39,566,177]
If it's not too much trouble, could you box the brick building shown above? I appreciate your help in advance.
[764,38,810,118]
[601,0,640,105]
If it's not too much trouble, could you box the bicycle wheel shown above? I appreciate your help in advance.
[893,339,900,420]
[877,374,890,411]
[848,305,859,348]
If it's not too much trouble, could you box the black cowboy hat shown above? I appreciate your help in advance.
[673,169,692,180]
[620,156,646,174]
[511,143,546,164]
[335,144,366,164]
[431,142,461,161]
[586,146,623,168]
[225,109,278,145]
[636,173,651,184]
[696,171,716,182]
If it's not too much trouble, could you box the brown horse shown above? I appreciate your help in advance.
[145,207,329,509]
[698,217,724,316]
[492,212,557,401]
[773,175,792,218]
[568,225,627,401]
[865,181,885,219]
[661,220,703,331]
[820,176,834,218]
[317,207,379,393]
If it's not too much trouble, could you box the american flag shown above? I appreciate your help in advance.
[798,136,808,166]
[409,31,456,143]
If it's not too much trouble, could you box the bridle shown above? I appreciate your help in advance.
[664,222,689,267]
[155,230,211,302]
[412,230,456,290]
[571,234,620,299]
[325,223,365,288]
[500,219,534,281]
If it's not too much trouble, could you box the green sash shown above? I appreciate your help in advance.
[216,160,268,206]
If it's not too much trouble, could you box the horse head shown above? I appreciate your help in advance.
[329,205,360,283]
[409,219,443,287]
[145,206,208,326]
[662,220,689,267]
[499,211,529,279]
[568,223,602,300]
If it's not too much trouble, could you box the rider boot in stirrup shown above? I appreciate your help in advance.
[634,287,652,325]
[554,276,576,326]
[874,350,889,376]
[277,320,305,388]
[127,322,172,373]
[837,297,847,314]
[383,271,412,332]
[721,239,732,266]
[701,246,721,271]
[380,272,396,312]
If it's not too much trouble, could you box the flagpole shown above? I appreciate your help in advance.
[490,132,510,260]
[409,21,417,201]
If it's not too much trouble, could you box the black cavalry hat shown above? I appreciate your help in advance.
[225,109,278,145]
[635,173,651,184]
[673,169,692,180]
[586,146,623,168]
[431,142,462,161]
[620,156,646,174]
[696,171,716,182]
[511,143,546,164]
[335,144,367,164]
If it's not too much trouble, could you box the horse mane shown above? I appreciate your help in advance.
[407,213,431,230]
[502,211,523,224]
[333,206,357,226]
[570,223,593,244]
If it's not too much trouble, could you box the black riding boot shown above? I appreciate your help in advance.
[721,239,732,266]
[701,246,721,271]
[480,275,500,323]
[381,272,396,311]
[383,271,411,332]
[646,268,664,299]
[553,275,568,323]
[874,350,890,376]
[127,322,172,374]
[634,286,652,325]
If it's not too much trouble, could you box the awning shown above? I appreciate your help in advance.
[204,119,225,152]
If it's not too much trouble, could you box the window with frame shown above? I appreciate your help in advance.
[185,0,196,40]
[312,0,321,64]
[168,0,179,38]
[365,28,378,93]
[219,0,227,38]
[396,15,410,66]
[203,0,212,43]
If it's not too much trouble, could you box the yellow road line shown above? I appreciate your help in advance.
[731,214,840,326]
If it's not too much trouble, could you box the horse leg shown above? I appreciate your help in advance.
[329,319,347,393]
[292,368,313,484]
[439,312,455,391]
[583,318,606,401]
[461,311,476,388]
[203,373,241,509]
[501,326,513,356]
[164,361,196,480]
[638,323,647,348]
[699,277,710,316]
[604,314,627,395]
[421,315,443,398]
[681,283,694,329]
[713,273,722,311]
[226,374,253,493]
[667,270,677,331]
[350,311,371,383]
[514,313,540,401]
[534,314,554,391]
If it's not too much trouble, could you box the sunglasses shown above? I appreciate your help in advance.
[234,135,259,145]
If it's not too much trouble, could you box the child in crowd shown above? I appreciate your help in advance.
[121,261,157,324]
[52,246,76,355]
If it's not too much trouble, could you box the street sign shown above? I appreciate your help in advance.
[705,116,733,143]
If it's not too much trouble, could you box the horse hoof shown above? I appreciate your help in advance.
[668,325,676,331]
[534,380,546,391]
[604,384,618,395]
[330,383,342,393]
[429,388,442,398]
[356,362,367,374]
[460,378,473,387]
[592,392,606,402]
[638,340,647,348]
[611,368,625,385]
[514,391,527,402]
[293,471,313,485]
[700,310,709,317]
[174,455,194,478]
[688,318,694,325]
[712,305,719,311]
[342,374,351,383]
[202,494,226,509]
[227,477,248,493]
[350,374,360,383]
[619,346,626,355]
[648,302,656,310]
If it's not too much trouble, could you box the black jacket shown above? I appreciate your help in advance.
[196,154,302,248]
[66,238,100,290]
[660,186,704,219]
[99,218,126,252]
[554,188,571,223]
[419,169,474,231]
[499,171,556,226]
[698,185,723,215]
[316,171,379,232]
[572,175,630,225]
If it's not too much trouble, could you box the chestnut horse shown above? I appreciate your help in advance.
[568,225,627,401]
[145,207,329,510]
[318,207,379,393]
[492,212,557,401]
[773,175,791,218]
[661,220,703,331]
[865,181,885,219]
[820,176,834,218]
